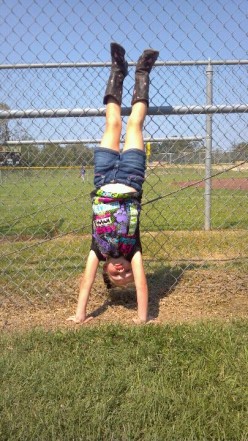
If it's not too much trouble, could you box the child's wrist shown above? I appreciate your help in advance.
[137,315,147,323]
[76,308,86,321]
[137,310,148,322]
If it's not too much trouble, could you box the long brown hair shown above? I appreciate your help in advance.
[102,263,113,289]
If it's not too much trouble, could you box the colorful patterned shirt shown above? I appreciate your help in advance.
[90,189,142,261]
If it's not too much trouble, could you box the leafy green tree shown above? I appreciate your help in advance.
[38,143,65,166]
[64,143,94,166]
[149,139,201,162]
[21,144,40,166]
[231,142,248,160]
[0,102,10,143]
[36,142,94,166]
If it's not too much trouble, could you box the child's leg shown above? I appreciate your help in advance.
[100,98,122,152]
[123,101,147,151]
[100,43,128,152]
[124,49,159,152]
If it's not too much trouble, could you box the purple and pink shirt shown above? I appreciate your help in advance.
[90,189,142,261]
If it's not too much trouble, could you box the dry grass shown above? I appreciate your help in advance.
[1,268,247,333]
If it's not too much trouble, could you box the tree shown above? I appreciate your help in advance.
[149,139,201,163]
[37,143,63,166]
[20,144,40,166]
[0,102,10,143]
[36,142,94,166]
[64,143,94,166]
[231,142,248,161]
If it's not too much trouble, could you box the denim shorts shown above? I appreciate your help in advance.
[94,147,146,192]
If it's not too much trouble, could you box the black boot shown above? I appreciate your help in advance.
[131,49,159,107]
[103,43,128,105]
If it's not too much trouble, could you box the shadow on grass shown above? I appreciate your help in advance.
[0,218,65,238]
[88,263,201,321]
[147,265,185,319]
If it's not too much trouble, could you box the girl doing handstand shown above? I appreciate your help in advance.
[68,43,159,324]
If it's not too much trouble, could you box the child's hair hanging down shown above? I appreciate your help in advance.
[67,42,159,325]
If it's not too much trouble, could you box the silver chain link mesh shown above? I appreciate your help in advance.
[0,0,247,313]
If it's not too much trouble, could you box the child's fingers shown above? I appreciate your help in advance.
[66,316,78,322]
[83,316,94,324]
[66,315,94,324]
[132,317,156,325]
[132,317,147,325]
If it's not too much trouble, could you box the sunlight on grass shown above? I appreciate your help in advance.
[1,322,248,440]
[1,168,247,236]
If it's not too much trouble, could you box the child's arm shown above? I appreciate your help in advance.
[131,251,148,323]
[67,250,99,324]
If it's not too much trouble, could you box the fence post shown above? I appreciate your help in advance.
[205,60,213,230]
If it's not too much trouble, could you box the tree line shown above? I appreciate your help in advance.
[1,102,247,166]
[18,143,94,167]
[1,139,247,167]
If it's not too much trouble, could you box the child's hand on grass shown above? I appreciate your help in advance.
[67,315,93,325]
[132,316,155,325]
[132,317,148,325]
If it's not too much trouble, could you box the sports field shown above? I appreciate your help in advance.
[1,165,248,236]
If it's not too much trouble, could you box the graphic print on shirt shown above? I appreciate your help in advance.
[92,190,140,258]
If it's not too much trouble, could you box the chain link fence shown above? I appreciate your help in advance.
[0,0,247,318]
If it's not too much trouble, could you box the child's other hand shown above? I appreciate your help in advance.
[132,317,147,325]
[132,316,155,325]
[67,315,93,325]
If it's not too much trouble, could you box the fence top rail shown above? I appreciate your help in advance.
[0,60,248,70]
[0,104,247,120]
[4,137,204,145]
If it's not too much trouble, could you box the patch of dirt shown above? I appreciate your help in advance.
[1,269,247,332]
[178,177,248,191]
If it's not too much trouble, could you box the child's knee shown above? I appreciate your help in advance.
[127,114,144,130]
[106,114,121,132]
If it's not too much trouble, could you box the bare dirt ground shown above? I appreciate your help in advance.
[1,268,247,332]
[178,177,248,191]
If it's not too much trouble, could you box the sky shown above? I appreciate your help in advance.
[0,0,247,149]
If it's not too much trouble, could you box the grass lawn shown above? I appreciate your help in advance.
[1,167,247,299]
[1,167,248,237]
[1,167,247,441]
[1,322,248,441]
[1,230,247,301]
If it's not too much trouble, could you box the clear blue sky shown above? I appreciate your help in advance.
[1,0,247,149]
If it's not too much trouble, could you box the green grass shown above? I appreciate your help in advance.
[0,169,92,237]
[1,167,247,237]
[143,168,248,230]
[1,322,248,440]
[1,167,247,301]
[1,230,247,298]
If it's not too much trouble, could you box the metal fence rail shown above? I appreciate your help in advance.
[0,0,247,316]
[1,103,248,119]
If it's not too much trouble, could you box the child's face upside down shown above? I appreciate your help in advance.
[105,256,134,286]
